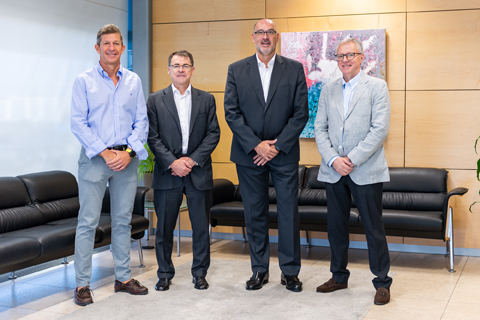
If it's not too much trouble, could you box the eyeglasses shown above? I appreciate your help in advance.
[254,29,277,37]
[169,64,192,70]
[334,53,362,61]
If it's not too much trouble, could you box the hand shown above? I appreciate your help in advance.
[253,139,279,162]
[170,158,192,177]
[332,157,354,176]
[105,150,132,171]
[253,154,269,166]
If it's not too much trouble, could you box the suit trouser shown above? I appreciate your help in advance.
[153,175,211,279]
[326,175,392,289]
[236,162,301,276]
[75,148,138,287]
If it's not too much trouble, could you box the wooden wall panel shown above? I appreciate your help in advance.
[406,10,480,90]
[267,0,405,19]
[212,162,238,184]
[211,93,232,163]
[275,13,406,91]
[152,20,259,92]
[385,91,405,167]
[152,0,264,24]
[407,0,480,12]
[299,138,321,166]
[405,91,479,169]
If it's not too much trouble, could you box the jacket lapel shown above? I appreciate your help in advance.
[189,87,200,135]
[345,71,368,120]
[161,86,182,134]
[264,55,285,113]
[247,54,266,108]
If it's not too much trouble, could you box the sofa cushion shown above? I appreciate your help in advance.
[95,213,150,242]
[0,235,42,266]
[46,217,102,243]
[2,224,78,256]
[0,177,31,210]
[371,209,444,232]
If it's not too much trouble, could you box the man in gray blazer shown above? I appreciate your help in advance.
[147,50,220,291]
[224,19,309,292]
[314,38,392,305]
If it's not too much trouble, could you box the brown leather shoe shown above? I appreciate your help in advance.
[114,279,148,295]
[74,286,93,306]
[316,278,348,293]
[374,287,390,305]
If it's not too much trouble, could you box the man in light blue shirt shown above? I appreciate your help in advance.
[71,24,149,306]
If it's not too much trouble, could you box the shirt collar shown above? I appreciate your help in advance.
[172,83,192,96]
[342,70,361,88]
[96,62,124,78]
[256,53,276,68]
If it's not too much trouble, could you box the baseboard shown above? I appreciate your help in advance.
[173,230,480,257]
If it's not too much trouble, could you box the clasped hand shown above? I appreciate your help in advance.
[170,157,196,177]
[253,139,279,166]
[102,150,131,172]
[332,157,354,176]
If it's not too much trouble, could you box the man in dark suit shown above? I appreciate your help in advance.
[147,50,220,291]
[314,38,392,305]
[224,19,309,292]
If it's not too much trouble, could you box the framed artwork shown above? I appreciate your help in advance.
[281,29,386,138]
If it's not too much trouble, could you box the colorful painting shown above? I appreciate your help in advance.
[281,29,386,138]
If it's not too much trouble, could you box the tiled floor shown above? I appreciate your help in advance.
[0,236,478,319]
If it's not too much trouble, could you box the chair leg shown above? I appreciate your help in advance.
[445,240,450,257]
[209,223,212,245]
[137,239,145,268]
[62,257,69,265]
[8,271,17,280]
[241,227,248,243]
[305,231,311,248]
[447,206,455,273]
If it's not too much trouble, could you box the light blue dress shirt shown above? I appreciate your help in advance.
[71,63,148,160]
[328,71,361,167]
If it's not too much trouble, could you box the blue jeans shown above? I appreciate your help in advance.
[74,148,139,287]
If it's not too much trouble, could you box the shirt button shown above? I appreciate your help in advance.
[339,146,343,149]
[340,127,343,131]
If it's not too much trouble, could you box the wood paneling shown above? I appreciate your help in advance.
[267,0,406,19]
[152,0,264,24]
[211,93,232,163]
[407,0,480,12]
[405,91,479,169]
[212,162,238,184]
[152,20,258,92]
[299,138,321,166]
[385,91,405,167]
[275,13,406,90]
[406,10,480,90]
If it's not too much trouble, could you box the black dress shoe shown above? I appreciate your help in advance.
[155,278,171,291]
[246,271,269,290]
[281,274,303,292]
[193,276,209,290]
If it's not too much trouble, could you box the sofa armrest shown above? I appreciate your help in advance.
[101,186,149,216]
[444,187,469,210]
[133,187,149,216]
[211,179,235,207]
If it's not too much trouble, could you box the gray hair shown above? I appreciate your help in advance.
[253,19,277,32]
[337,38,364,53]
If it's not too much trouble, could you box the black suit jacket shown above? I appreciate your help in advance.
[147,85,220,190]
[224,54,309,167]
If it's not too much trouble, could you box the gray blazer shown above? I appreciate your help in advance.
[314,71,390,185]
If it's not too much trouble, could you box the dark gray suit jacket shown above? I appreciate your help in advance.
[224,54,309,167]
[147,85,220,190]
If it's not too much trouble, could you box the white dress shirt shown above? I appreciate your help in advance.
[172,83,192,154]
[256,53,276,102]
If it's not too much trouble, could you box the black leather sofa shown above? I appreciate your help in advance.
[0,170,149,278]
[210,166,468,271]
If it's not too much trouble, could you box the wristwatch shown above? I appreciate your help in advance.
[126,148,136,158]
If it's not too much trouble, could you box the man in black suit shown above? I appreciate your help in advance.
[224,19,309,292]
[147,50,220,291]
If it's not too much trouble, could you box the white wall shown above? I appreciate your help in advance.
[0,0,128,177]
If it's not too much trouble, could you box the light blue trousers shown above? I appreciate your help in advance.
[74,148,139,287]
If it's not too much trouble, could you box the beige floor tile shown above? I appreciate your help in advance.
[41,299,83,315]
[442,301,480,320]
[17,310,64,320]
[389,278,456,303]
[0,308,36,320]
[364,296,445,320]
[448,278,480,304]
